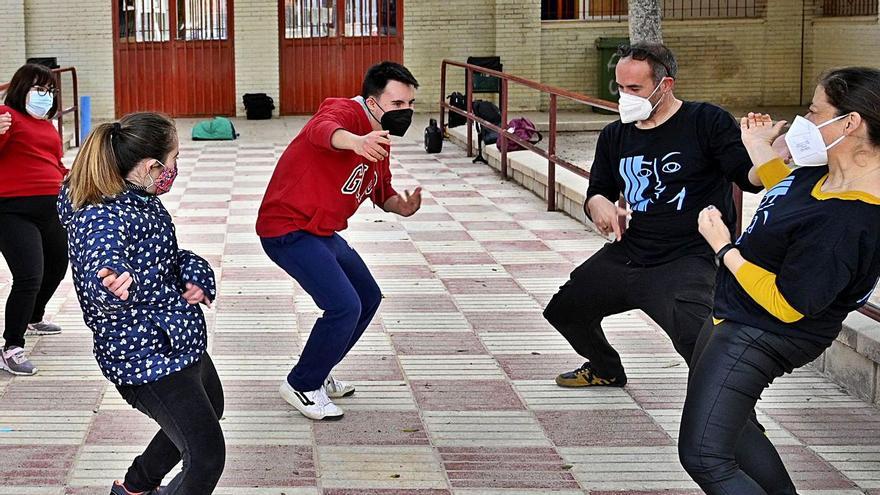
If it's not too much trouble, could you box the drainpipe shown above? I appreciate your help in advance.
[799,0,807,105]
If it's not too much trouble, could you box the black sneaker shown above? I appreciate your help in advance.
[27,320,62,335]
[555,362,626,388]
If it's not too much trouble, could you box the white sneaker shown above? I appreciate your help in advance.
[324,375,355,398]
[279,381,344,421]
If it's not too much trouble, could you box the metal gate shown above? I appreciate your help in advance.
[112,0,235,117]
[279,0,403,114]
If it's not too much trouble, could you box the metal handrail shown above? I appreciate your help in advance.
[53,67,81,148]
[440,59,615,212]
[438,59,879,323]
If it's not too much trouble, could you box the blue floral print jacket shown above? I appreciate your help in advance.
[58,185,216,386]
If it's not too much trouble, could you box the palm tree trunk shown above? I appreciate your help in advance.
[628,0,664,44]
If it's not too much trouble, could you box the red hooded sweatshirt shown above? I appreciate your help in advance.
[256,97,398,238]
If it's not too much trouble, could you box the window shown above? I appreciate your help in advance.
[284,0,337,39]
[345,0,397,37]
[177,0,229,40]
[822,0,878,16]
[119,0,170,42]
[661,0,762,19]
[541,0,763,21]
[541,0,579,20]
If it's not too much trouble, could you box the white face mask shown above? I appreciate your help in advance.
[618,82,664,124]
[784,114,848,167]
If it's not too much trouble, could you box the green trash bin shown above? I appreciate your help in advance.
[595,37,630,115]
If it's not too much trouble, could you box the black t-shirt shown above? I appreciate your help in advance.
[714,166,880,344]
[587,101,761,265]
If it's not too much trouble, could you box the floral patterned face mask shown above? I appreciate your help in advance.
[150,160,179,195]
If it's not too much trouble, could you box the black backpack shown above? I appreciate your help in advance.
[424,118,443,153]
[242,93,275,120]
[473,100,502,144]
[447,92,466,128]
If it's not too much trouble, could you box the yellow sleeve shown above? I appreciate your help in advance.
[733,262,804,323]
[756,157,791,190]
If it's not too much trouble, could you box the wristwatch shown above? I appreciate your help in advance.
[715,243,736,268]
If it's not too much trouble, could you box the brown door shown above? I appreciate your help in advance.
[279,0,403,114]
[113,0,236,117]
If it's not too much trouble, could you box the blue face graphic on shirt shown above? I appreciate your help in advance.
[619,152,686,212]
[742,176,794,236]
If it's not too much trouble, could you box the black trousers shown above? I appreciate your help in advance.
[0,195,68,349]
[680,319,828,495]
[543,241,716,379]
[116,353,226,495]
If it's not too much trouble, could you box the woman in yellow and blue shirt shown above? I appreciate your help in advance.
[679,67,880,494]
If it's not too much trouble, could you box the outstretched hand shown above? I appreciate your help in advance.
[394,187,422,217]
[740,112,787,148]
[353,130,391,162]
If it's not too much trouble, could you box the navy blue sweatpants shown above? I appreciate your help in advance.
[261,231,382,391]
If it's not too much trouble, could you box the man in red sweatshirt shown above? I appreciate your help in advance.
[257,61,421,420]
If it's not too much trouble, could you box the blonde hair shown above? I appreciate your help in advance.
[66,112,176,209]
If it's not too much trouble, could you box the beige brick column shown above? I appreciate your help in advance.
[234,0,280,117]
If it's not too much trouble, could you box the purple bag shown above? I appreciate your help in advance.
[498,117,543,152]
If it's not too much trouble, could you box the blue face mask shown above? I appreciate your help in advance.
[26,90,54,119]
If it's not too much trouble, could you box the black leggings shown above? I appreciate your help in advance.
[116,353,226,495]
[0,195,68,349]
[679,319,829,494]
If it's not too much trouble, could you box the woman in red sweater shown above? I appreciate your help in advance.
[0,63,69,375]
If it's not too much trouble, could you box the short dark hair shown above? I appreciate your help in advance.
[361,61,419,99]
[3,63,60,119]
[616,43,678,84]
[819,67,880,148]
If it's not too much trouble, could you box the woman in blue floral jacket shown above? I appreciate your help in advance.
[59,112,224,495]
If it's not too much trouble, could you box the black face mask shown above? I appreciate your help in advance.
[369,99,413,137]
[381,108,414,137]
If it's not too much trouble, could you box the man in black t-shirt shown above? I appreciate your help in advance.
[544,43,764,387]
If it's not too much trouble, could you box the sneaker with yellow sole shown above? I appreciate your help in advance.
[555,362,626,388]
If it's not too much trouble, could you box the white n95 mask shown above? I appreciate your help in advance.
[784,114,847,167]
[618,82,663,124]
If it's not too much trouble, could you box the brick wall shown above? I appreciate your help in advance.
[24,0,115,119]
[494,0,542,111]
[807,12,880,96]
[403,1,497,116]
[0,0,27,84]
[540,1,816,111]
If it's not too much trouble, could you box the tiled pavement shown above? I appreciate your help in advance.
[1,133,880,494]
